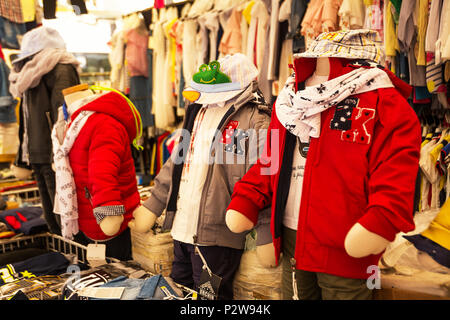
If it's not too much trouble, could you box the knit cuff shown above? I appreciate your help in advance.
[142,195,166,217]
[227,195,260,226]
[93,205,125,224]
[357,206,400,242]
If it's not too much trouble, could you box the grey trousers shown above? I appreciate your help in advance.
[281,226,374,300]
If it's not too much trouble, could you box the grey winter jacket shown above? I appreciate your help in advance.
[143,82,272,250]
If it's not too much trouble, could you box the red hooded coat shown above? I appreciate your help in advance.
[68,91,141,241]
[227,57,422,279]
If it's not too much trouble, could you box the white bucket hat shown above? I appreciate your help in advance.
[294,29,386,65]
[12,26,66,64]
[182,53,259,105]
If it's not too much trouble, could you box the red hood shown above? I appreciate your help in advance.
[293,57,412,99]
[71,91,140,143]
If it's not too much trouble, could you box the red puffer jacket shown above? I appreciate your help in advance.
[227,57,422,279]
[69,91,141,241]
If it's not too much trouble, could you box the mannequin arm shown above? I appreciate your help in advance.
[226,209,255,233]
[344,223,390,258]
[11,164,33,180]
[128,205,157,233]
[99,215,124,236]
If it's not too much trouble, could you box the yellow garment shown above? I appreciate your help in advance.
[384,2,399,57]
[429,136,450,163]
[165,18,178,84]
[243,0,255,25]
[422,198,450,250]
[20,0,35,22]
[421,133,433,148]
[416,0,430,66]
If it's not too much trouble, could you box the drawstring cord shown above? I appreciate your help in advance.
[89,85,143,151]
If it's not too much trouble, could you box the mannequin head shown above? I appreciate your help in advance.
[62,84,93,106]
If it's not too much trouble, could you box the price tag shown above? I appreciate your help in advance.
[198,268,222,300]
[78,287,125,299]
[86,243,107,268]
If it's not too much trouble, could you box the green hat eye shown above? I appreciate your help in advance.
[209,61,220,71]
[199,64,208,72]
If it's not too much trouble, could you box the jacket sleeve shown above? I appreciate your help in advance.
[248,106,273,246]
[142,151,174,217]
[44,63,80,124]
[227,104,278,226]
[87,118,128,224]
[357,88,421,241]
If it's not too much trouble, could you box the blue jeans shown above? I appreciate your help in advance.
[0,17,26,49]
[95,274,180,300]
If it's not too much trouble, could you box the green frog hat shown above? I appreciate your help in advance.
[183,53,259,105]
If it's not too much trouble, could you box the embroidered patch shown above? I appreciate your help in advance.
[331,97,376,145]
[330,97,359,131]
[221,121,248,155]
[341,107,376,144]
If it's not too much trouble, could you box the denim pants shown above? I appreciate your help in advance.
[0,17,26,49]
[96,274,179,300]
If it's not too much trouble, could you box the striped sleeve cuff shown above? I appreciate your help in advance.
[93,205,125,224]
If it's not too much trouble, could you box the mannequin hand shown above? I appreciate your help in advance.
[99,215,124,236]
[344,223,390,258]
[128,205,157,233]
[256,243,277,268]
[11,165,33,180]
[226,210,255,233]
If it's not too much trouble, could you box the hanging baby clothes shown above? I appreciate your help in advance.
[363,0,384,40]
[162,7,178,129]
[425,0,446,94]
[277,0,294,93]
[246,0,269,69]
[267,0,280,81]
[398,0,426,87]
[109,29,128,93]
[338,0,365,30]
[153,9,174,129]
[301,0,342,47]
[219,8,244,56]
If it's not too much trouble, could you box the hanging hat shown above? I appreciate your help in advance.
[294,29,385,65]
[182,53,259,105]
[12,26,66,64]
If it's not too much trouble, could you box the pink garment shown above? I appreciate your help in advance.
[125,28,149,78]
[301,0,342,38]
[219,8,243,55]
[154,0,165,9]
[363,0,384,40]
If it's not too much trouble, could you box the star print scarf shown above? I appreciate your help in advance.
[51,110,94,240]
[275,67,394,142]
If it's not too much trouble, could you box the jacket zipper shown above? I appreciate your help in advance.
[194,106,238,245]
[84,186,93,206]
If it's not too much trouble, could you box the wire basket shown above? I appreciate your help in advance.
[0,232,120,265]
[0,233,199,300]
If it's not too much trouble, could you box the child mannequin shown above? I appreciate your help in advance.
[226,58,391,258]
[62,84,124,237]
[224,34,420,300]
[53,83,142,260]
